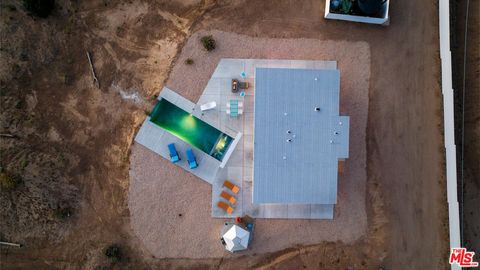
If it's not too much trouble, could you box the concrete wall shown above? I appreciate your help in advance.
[439,0,461,269]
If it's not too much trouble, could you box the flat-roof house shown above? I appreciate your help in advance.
[253,68,349,216]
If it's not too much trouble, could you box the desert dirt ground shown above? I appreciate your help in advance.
[1,0,448,269]
[129,31,370,259]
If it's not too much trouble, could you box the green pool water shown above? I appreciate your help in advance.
[150,98,233,161]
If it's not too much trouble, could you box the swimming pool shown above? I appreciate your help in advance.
[150,98,233,161]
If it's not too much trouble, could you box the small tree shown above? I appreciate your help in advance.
[104,245,121,261]
[23,0,55,18]
[185,58,194,65]
[0,172,21,190]
[200,35,216,51]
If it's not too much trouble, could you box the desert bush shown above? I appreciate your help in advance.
[341,0,353,14]
[23,0,55,18]
[6,4,17,11]
[20,159,28,169]
[185,58,194,65]
[200,35,216,51]
[0,172,21,190]
[104,244,121,260]
[50,207,72,220]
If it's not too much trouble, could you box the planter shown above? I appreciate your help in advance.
[324,0,390,25]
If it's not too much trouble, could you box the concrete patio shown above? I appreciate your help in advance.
[135,58,341,219]
[135,88,227,184]
[207,59,339,219]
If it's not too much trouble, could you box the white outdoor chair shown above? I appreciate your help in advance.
[200,101,217,111]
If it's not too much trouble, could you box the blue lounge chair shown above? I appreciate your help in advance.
[168,143,180,163]
[227,99,243,118]
[186,148,198,169]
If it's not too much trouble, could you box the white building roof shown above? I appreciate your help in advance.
[253,68,349,204]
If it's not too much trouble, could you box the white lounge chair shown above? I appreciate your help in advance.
[200,101,217,111]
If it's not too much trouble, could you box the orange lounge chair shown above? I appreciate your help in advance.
[217,201,234,214]
[220,191,237,204]
[223,180,240,194]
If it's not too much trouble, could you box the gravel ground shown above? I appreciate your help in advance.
[129,30,370,258]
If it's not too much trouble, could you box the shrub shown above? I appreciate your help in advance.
[200,35,216,51]
[6,4,17,12]
[104,245,121,260]
[23,0,55,18]
[185,58,194,65]
[341,0,353,14]
[51,207,72,220]
[21,159,28,169]
[0,172,21,190]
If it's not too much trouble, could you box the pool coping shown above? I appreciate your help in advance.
[220,132,242,168]
[159,88,242,167]
[134,87,242,184]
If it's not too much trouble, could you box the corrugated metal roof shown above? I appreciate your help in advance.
[253,68,349,204]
